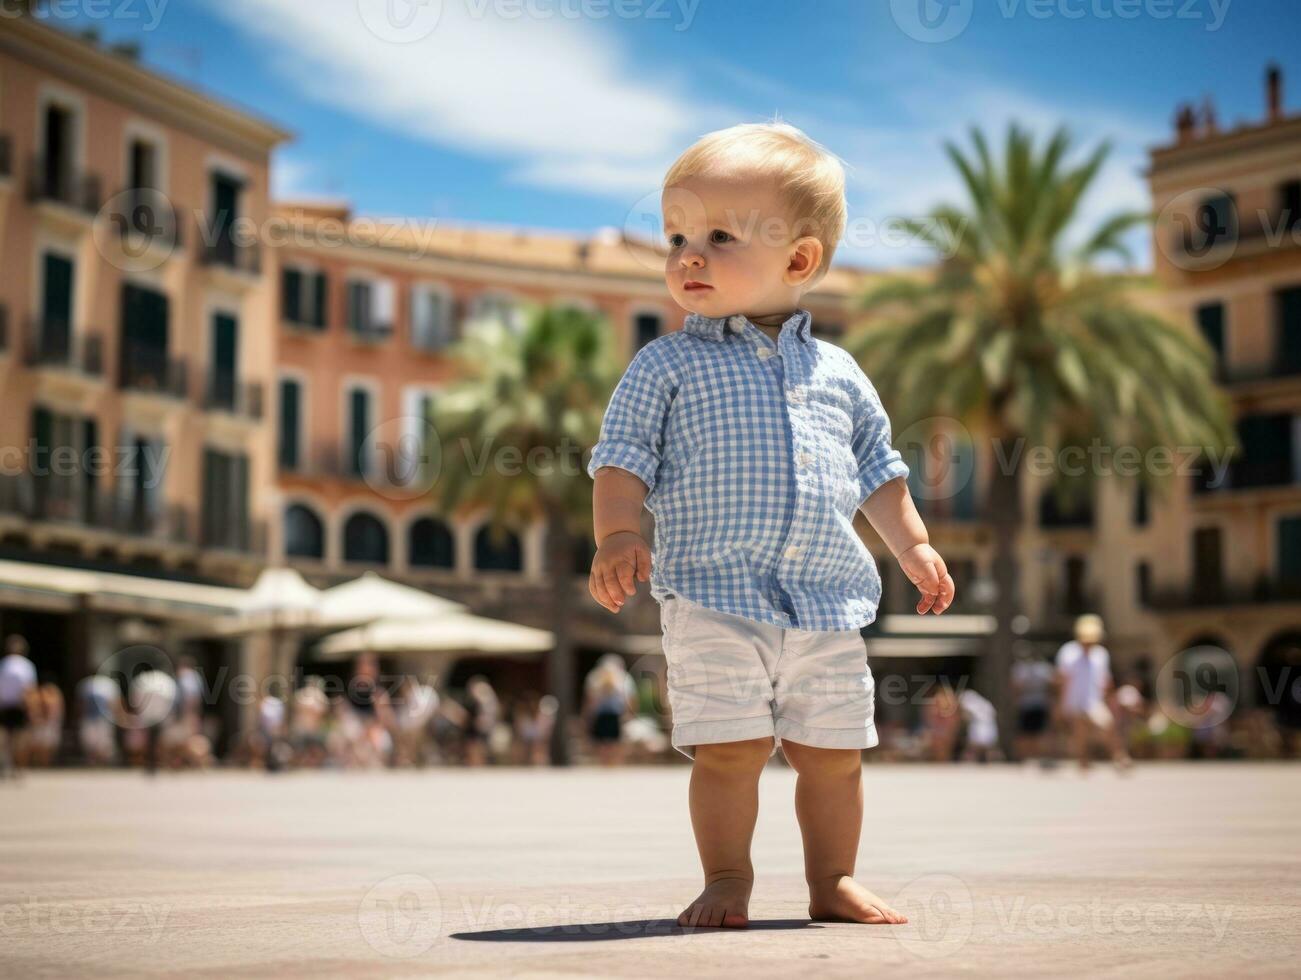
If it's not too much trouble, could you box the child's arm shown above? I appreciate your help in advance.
[586,343,676,613]
[849,363,955,615]
[860,478,954,615]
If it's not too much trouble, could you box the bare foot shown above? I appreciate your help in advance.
[808,875,907,924]
[677,876,752,928]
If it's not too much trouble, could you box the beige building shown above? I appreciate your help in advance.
[0,15,287,732]
[1143,64,1301,699]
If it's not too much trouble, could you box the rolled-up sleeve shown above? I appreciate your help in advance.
[587,342,675,492]
[852,368,910,507]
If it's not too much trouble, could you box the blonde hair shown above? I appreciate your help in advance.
[662,120,848,284]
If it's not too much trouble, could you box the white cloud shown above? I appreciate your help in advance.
[204,0,715,202]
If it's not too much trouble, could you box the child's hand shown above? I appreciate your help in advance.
[589,531,651,613]
[898,543,955,615]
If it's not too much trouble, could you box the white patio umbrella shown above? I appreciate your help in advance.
[217,567,324,699]
[315,570,466,628]
[313,611,554,661]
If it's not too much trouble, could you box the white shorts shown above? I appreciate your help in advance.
[659,594,879,760]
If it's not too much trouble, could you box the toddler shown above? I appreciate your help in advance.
[587,122,955,928]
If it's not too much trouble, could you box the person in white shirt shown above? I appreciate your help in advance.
[1054,615,1132,771]
[0,636,38,778]
[957,687,1002,763]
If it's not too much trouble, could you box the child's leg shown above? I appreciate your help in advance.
[780,739,907,924]
[678,735,773,928]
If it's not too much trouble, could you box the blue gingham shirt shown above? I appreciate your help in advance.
[587,307,910,631]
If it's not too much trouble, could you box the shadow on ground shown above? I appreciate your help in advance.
[451,918,821,942]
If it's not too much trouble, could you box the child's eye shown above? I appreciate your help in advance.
[667,233,685,248]
[710,229,734,244]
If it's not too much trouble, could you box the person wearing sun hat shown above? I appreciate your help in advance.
[1055,614,1132,771]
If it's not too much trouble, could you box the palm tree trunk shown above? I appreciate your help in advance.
[545,509,576,766]
[983,436,1022,760]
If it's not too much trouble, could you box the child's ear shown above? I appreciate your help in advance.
[785,236,823,286]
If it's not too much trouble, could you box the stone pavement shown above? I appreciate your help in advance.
[1,762,1297,977]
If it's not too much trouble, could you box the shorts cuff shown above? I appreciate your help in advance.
[671,715,777,760]
[775,718,879,752]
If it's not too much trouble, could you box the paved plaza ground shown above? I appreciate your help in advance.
[1,762,1297,978]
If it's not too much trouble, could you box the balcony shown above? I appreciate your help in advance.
[1169,209,1301,269]
[25,318,104,377]
[200,517,267,557]
[0,472,195,548]
[348,321,395,345]
[119,343,188,400]
[198,229,261,285]
[203,377,263,421]
[25,154,101,223]
[95,494,193,547]
[283,441,417,487]
[106,189,184,261]
[1148,576,1301,610]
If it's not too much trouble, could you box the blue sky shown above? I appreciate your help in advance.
[44,0,1300,269]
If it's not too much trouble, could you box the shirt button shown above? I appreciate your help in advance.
[756,348,774,360]
[785,545,802,560]
[796,451,813,467]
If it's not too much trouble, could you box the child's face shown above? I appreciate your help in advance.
[661,172,821,317]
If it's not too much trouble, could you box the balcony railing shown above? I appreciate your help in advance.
[26,154,101,215]
[348,320,395,344]
[95,494,192,545]
[200,517,267,556]
[119,343,188,399]
[0,471,197,546]
[203,377,263,420]
[1170,209,1301,264]
[284,441,422,486]
[198,230,261,276]
[25,318,103,376]
[1147,576,1301,610]
[107,189,183,251]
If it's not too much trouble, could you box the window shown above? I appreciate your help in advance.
[1135,561,1151,607]
[1279,179,1301,233]
[474,524,522,571]
[471,292,524,332]
[201,448,250,551]
[1191,526,1223,601]
[343,511,389,565]
[208,171,243,265]
[633,311,662,350]
[1193,192,1237,250]
[114,428,165,535]
[282,266,328,329]
[1229,413,1292,489]
[31,405,97,523]
[36,252,75,362]
[208,312,238,410]
[285,503,324,560]
[411,286,453,351]
[409,517,454,569]
[1195,302,1225,378]
[346,386,372,477]
[1277,286,1301,376]
[278,379,302,470]
[347,277,395,339]
[119,283,172,392]
[1063,556,1088,614]
[128,138,158,192]
[1039,483,1093,527]
[1278,515,1301,587]
[1133,482,1149,526]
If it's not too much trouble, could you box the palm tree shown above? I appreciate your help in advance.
[426,302,619,765]
[847,123,1236,755]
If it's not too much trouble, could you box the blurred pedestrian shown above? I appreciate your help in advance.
[924,682,962,763]
[583,654,636,765]
[393,675,438,767]
[128,666,177,776]
[0,636,37,778]
[27,678,64,767]
[462,675,499,766]
[76,673,123,765]
[958,687,1002,763]
[1012,647,1056,766]
[1055,615,1132,772]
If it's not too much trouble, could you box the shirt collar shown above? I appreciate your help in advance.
[682,308,813,344]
